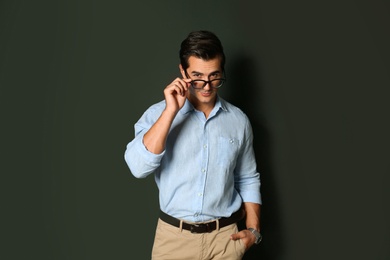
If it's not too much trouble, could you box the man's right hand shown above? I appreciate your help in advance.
[142,78,192,154]
[163,78,192,113]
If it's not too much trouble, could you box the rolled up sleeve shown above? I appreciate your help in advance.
[124,103,165,178]
[234,121,262,204]
[124,131,165,178]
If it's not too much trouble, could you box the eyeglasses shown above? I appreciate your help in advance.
[190,78,225,89]
[185,71,226,89]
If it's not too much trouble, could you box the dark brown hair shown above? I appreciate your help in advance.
[179,30,225,72]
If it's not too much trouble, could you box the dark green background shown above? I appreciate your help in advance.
[1,0,389,259]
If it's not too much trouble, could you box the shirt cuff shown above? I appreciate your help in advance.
[240,188,262,205]
[136,135,165,165]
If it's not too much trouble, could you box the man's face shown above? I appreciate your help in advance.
[181,56,223,109]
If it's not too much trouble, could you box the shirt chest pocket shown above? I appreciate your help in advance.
[217,136,241,167]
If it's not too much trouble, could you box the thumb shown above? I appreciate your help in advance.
[183,78,192,85]
[230,232,243,241]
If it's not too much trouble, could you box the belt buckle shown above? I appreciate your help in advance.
[190,223,212,234]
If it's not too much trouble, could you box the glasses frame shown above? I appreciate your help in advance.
[185,70,226,89]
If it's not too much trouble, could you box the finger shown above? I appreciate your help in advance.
[166,78,189,94]
[183,78,192,89]
[174,78,191,88]
[175,77,191,83]
[179,79,192,93]
[169,84,182,96]
[171,82,186,96]
[177,78,191,91]
[230,232,244,241]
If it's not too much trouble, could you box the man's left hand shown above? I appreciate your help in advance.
[230,229,256,250]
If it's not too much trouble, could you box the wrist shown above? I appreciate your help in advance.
[162,108,178,118]
[247,228,262,245]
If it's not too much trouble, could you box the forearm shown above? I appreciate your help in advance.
[244,202,261,231]
[143,109,177,154]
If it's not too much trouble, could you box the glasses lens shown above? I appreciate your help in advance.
[191,80,205,89]
[210,79,224,88]
[191,79,224,89]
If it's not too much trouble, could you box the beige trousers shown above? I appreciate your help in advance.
[152,218,246,260]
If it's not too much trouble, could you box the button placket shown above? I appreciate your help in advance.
[194,125,209,221]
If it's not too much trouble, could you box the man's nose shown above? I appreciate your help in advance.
[203,81,211,90]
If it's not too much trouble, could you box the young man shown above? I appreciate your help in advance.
[124,30,262,259]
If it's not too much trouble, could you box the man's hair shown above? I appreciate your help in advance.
[179,30,225,72]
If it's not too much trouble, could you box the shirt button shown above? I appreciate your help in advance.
[203,145,207,149]
[198,193,203,197]
[202,169,206,173]
[229,139,234,144]
[194,213,199,217]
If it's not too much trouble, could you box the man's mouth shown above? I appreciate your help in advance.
[200,92,212,97]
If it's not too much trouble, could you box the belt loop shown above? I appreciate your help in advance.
[216,219,220,231]
[179,219,183,232]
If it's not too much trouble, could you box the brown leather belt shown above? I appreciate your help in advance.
[159,209,245,234]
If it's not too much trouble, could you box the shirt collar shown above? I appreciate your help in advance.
[180,99,195,114]
[216,96,228,112]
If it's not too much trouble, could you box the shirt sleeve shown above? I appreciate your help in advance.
[234,118,262,204]
[124,105,165,178]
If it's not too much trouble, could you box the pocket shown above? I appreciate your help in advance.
[230,224,246,258]
[235,239,246,257]
[217,136,240,167]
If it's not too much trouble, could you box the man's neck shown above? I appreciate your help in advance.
[189,99,216,119]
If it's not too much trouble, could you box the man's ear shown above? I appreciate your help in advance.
[179,64,186,78]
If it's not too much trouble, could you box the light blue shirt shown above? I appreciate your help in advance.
[124,97,261,222]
